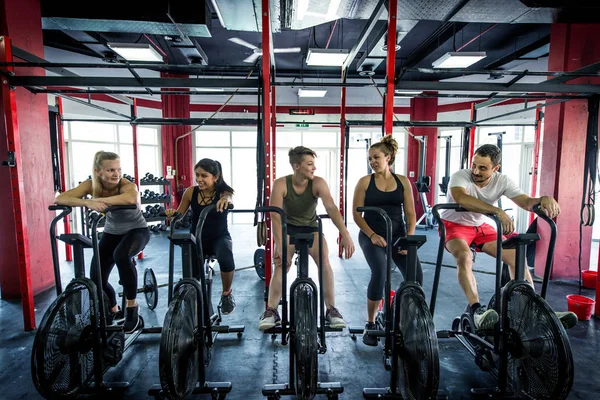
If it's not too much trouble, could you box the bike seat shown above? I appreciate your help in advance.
[502,233,540,249]
[395,235,427,250]
[290,232,314,247]
[59,233,93,248]
[171,233,196,246]
[204,255,217,262]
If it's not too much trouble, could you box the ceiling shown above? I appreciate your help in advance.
[26,0,600,107]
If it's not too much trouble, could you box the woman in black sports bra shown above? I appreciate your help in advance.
[352,135,422,346]
[165,158,237,315]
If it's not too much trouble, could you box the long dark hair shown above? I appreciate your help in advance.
[195,158,234,194]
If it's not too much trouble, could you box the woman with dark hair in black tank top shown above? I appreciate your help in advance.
[165,158,237,315]
[352,135,423,346]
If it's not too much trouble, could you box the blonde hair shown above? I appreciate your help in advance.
[370,135,398,165]
[91,151,119,198]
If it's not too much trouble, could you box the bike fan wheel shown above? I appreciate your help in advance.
[159,283,199,400]
[395,287,440,400]
[294,284,318,400]
[31,282,97,398]
[505,285,574,400]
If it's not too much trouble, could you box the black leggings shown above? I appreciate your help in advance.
[359,231,423,301]
[202,235,235,273]
[90,228,150,308]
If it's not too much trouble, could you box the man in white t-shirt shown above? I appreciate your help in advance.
[441,144,577,331]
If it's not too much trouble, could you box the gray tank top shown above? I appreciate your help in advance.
[102,180,148,235]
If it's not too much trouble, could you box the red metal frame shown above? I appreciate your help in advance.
[131,99,144,259]
[596,242,600,316]
[272,86,277,184]
[262,0,273,300]
[529,107,543,225]
[384,0,398,136]
[0,36,35,331]
[55,97,72,261]
[468,103,476,163]
[338,86,347,257]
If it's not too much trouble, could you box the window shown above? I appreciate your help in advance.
[435,129,463,204]
[231,148,257,223]
[232,130,258,147]
[196,130,230,147]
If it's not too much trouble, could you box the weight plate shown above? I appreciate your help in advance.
[254,248,266,280]
[144,268,159,310]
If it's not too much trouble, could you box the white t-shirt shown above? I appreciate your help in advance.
[440,169,524,226]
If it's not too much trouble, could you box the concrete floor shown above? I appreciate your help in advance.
[1,222,599,399]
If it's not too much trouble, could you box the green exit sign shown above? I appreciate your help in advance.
[296,123,309,128]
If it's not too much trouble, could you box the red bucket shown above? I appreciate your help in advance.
[566,294,595,321]
[379,290,396,311]
[582,270,597,289]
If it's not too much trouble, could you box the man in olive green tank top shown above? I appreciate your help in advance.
[258,146,355,331]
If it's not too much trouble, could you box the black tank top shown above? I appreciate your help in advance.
[190,187,229,239]
[363,174,406,239]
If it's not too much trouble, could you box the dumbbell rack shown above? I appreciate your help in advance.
[141,177,172,229]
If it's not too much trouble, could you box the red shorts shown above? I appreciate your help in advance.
[441,220,504,252]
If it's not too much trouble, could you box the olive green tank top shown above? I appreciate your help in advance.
[283,175,318,227]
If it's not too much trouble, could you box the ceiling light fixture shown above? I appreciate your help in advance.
[394,90,423,96]
[107,43,163,62]
[432,51,487,69]
[358,69,376,77]
[298,88,327,98]
[306,48,349,66]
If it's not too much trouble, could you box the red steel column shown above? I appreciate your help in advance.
[0,36,35,330]
[55,97,72,261]
[262,0,274,299]
[384,0,397,136]
[131,99,143,259]
[535,23,600,280]
[529,107,543,226]
[338,86,346,257]
[272,86,277,179]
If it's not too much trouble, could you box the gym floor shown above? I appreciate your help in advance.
[2,222,599,399]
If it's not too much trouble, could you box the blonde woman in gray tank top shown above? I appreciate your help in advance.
[55,151,150,334]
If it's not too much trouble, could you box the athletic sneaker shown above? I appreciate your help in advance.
[106,307,122,326]
[258,307,281,331]
[220,291,236,315]
[473,305,499,331]
[325,307,347,329]
[123,305,141,334]
[362,322,378,347]
[556,311,578,330]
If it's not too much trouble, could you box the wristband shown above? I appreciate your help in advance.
[369,232,376,240]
